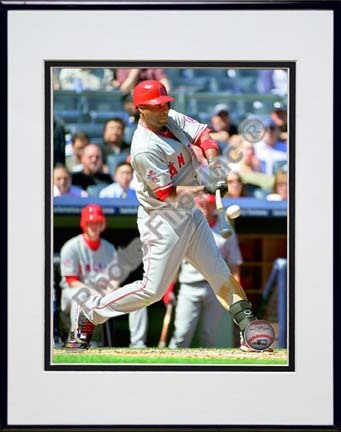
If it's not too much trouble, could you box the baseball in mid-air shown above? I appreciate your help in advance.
[226,204,241,219]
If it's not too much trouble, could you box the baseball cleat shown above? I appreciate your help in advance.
[64,339,89,350]
[239,332,274,353]
[64,311,96,350]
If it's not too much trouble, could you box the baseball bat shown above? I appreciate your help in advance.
[215,189,233,239]
[158,303,174,348]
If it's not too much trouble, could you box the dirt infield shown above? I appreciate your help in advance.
[88,347,286,360]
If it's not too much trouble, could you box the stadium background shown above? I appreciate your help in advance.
[52,67,288,348]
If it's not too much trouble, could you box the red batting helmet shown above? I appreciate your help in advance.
[133,80,175,107]
[80,204,106,231]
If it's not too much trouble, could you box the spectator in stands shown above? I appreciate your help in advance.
[66,132,90,173]
[228,138,262,174]
[103,118,130,162]
[57,68,114,91]
[71,144,112,192]
[209,105,238,145]
[119,94,139,144]
[121,93,140,126]
[53,117,66,166]
[99,162,136,199]
[115,68,171,94]
[267,169,288,201]
[227,137,275,197]
[263,117,286,153]
[257,69,288,97]
[226,171,247,198]
[271,107,288,143]
[254,117,287,176]
[53,165,88,197]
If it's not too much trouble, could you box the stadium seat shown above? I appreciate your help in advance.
[87,184,108,197]
[54,110,84,123]
[244,183,268,199]
[84,90,123,112]
[89,110,128,123]
[106,152,130,177]
[54,90,80,111]
[66,123,104,141]
[90,137,104,146]
[124,124,137,144]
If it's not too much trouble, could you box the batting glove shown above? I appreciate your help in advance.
[207,159,227,182]
[204,179,228,196]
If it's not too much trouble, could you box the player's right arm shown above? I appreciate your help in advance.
[133,150,206,202]
[134,150,227,201]
[169,110,221,163]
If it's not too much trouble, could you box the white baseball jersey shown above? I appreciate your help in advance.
[131,109,207,210]
[60,234,117,289]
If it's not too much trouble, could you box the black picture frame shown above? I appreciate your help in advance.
[46,59,294,372]
[1,1,340,431]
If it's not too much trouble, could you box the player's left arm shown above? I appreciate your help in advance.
[169,110,221,163]
[194,129,220,163]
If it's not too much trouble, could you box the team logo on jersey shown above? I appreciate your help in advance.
[62,258,73,268]
[168,161,178,180]
[168,152,187,179]
[177,152,185,167]
[146,169,159,183]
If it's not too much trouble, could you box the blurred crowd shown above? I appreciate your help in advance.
[53,67,288,203]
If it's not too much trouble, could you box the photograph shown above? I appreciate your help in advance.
[49,64,291,369]
[3,4,337,429]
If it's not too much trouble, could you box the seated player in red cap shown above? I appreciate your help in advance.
[59,204,147,348]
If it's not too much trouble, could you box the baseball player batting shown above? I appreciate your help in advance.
[72,80,275,351]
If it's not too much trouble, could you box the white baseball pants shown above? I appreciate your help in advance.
[84,206,231,325]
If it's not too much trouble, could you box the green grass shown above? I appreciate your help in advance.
[53,349,287,365]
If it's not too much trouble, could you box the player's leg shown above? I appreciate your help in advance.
[83,209,194,325]
[168,284,203,348]
[60,288,73,344]
[60,287,81,335]
[60,287,72,314]
[62,287,95,348]
[128,308,148,348]
[185,209,259,337]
